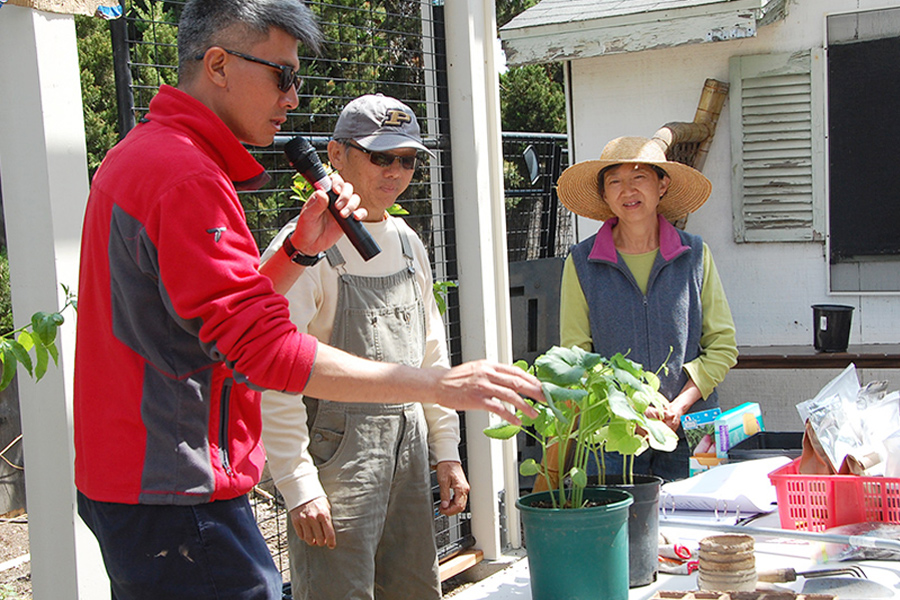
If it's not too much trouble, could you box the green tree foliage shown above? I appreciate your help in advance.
[296,1,428,125]
[496,0,539,28]
[128,1,180,91]
[275,1,439,251]
[495,0,565,134]
[0,251,12,337]
[500,63,566,134]
[76,0,565,174]
[76,13,119,178]
[76,1,180,179]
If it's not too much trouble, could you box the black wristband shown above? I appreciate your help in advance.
[282,235,325,267]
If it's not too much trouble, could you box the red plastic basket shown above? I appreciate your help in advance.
[768,458,900,531]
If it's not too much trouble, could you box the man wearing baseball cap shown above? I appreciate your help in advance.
[261,94,464,600]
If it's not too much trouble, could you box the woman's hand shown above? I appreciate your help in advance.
[646,379,702,433]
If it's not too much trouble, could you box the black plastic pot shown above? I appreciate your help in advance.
[593,474,662,588]
[811,304,854,353]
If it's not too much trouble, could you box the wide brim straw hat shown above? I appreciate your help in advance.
[557,136,712,222]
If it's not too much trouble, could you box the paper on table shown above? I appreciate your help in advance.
[660,456,791,516]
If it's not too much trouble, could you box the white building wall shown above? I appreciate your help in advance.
[565,0,900,429]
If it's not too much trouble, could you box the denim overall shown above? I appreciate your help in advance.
[289,223,440,600]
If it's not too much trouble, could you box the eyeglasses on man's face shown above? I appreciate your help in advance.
[195,48,303,94]
[348,142,419,171]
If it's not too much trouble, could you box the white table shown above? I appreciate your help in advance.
[449,512,900,599]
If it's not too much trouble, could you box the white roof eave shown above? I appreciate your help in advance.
[500,0,788,66]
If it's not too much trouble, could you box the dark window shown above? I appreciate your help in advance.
[827,35,900,262]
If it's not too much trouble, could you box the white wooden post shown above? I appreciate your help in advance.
[0,5,109,598]
[443,0,521,558]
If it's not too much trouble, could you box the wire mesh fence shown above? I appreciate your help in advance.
[502,132,572,262]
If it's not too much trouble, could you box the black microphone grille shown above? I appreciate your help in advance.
[284,136,329,183]
[284,135,315,162]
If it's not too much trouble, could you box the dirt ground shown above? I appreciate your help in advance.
[0,513,31,600]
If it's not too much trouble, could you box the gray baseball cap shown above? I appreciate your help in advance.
[333,93,435,157]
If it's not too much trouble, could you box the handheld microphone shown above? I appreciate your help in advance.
[284,136,381,261]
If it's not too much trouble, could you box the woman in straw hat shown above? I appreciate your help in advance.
[557,136,737,481]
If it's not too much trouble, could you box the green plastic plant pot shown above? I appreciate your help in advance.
[517,487,633,600]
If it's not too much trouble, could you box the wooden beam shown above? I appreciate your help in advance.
[734,344,900,369]
[439,549,484,582]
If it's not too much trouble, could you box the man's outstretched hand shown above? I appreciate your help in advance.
[429,360,542,425]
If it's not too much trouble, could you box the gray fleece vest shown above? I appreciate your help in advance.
[570,219,718,414]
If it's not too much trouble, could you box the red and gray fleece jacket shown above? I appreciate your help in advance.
[74,85,317,505]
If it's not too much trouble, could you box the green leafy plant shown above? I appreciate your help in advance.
[0,251,13,336]
[484,345,678,509]
[431,280,457,317]
[0,286,77,392]
[0,582,21,600]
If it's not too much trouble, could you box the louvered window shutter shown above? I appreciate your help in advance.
[729,50,825,243]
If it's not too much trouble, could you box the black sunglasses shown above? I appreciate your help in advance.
[195,48,302,93]
[348,142,418,170]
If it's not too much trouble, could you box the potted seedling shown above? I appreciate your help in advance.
[484,345,678,598]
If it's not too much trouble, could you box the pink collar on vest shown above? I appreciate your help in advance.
[588,214,690,263]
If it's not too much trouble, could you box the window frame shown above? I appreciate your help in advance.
[824,6,900,295]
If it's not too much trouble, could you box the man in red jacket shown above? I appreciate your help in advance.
[74,1,541,599]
